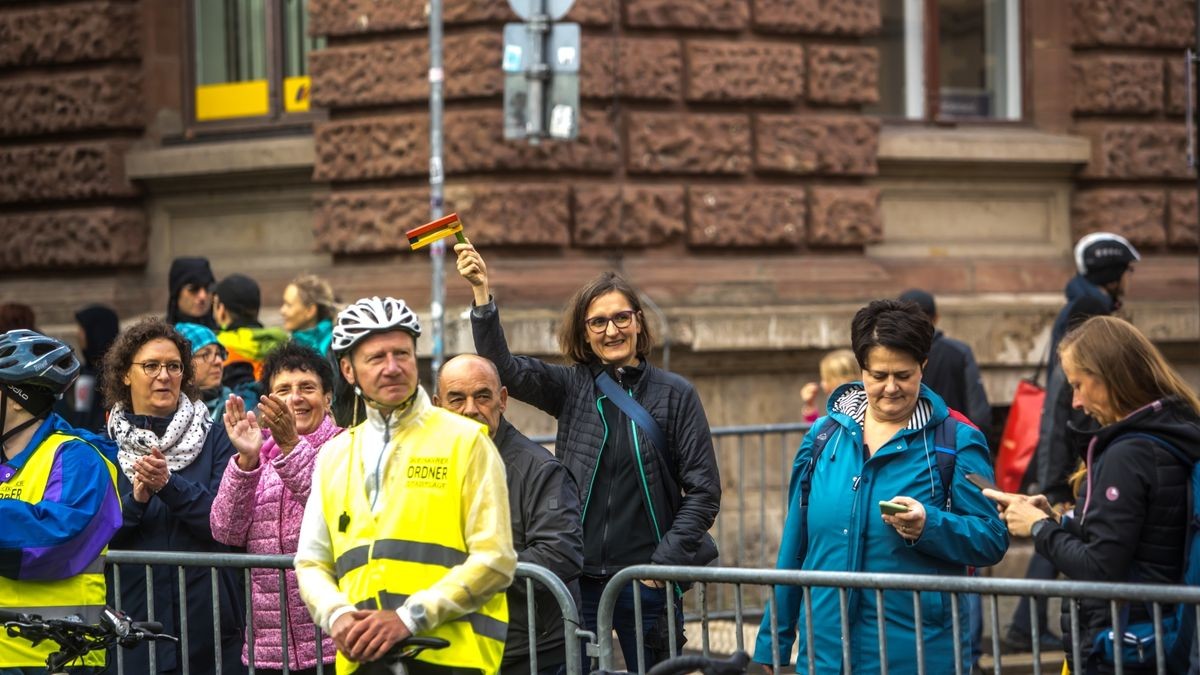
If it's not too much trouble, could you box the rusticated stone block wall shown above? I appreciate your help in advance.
[1070,0,1198,250]
[0,0,146,272]
[309,0,882,262]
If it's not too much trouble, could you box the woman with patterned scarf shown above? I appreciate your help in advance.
[100,318,247,675]
[211,343,342,675]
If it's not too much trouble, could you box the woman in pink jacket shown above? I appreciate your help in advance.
[211,343,342,675]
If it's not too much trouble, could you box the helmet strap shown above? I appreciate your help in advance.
[0,391,44,462]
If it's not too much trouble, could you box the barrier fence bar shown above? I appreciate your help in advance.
[596,564,1200,674]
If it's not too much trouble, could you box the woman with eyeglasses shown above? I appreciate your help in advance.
[99,317,247,675]
[455,242,721,671]
[176,322,232,423]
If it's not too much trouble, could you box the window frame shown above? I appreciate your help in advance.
[876,0,1027,125]
[180,0,324,137]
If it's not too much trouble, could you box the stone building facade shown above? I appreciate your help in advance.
[0,0,1197,438]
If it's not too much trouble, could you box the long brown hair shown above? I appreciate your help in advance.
[556,272,654,365]
[1057,315,1200,421]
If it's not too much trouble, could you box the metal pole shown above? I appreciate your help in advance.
[429,0,446,391]
[525,0,548,144]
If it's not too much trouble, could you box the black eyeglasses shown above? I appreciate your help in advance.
[585,310,636,334]
[132,361,184,378]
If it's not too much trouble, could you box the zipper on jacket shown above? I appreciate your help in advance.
[631,417,663,542]
[585,397,612,574]
[580,397,609,523]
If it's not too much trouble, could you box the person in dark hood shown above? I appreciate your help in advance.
[166,257,217,330]
[56,304,120,433]
[1047,233,1139,374]
[986,316,1200,675]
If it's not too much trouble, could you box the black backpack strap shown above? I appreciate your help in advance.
[793,417,841,563]
[932,417,959,510]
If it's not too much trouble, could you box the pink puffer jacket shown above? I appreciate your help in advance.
[210,414,341,671]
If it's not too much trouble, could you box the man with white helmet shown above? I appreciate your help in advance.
[0,330,122,671]
[1048,232,1140,374]
[295,297,515,675]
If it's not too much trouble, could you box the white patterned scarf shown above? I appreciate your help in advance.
[108,396,212,484]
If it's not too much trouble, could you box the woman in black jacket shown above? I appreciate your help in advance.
[455,242,721,671]
[987,316,1200,674]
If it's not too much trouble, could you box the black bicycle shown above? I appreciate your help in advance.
[0,606,177,674]
[592,650,752,675]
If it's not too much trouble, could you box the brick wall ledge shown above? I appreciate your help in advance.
[125,136,315,185]
[878,126,1092,176]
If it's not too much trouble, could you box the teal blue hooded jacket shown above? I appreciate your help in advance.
[754,383,1008,674]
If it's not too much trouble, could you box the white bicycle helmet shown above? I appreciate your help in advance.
[1074,232,1140,278]
[331,296,422,354]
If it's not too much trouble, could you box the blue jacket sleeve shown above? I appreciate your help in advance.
[912,424,1009,567]
[0,440,121,580]
[753,427,817,666]
[154,424,238,543]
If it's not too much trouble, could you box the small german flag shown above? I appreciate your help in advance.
[407,213,466,250]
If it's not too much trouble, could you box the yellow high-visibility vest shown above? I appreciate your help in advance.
[0,432,118,668]
[318,413,508,674]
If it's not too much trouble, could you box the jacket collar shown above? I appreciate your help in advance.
[826,382,946,433]
[363,386,431,436]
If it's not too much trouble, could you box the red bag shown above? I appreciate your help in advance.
[994,379,1046,493]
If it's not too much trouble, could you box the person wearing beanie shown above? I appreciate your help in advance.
[1047,232,1140,374]
[212,274,288,401]
[55,304,120,433]
[176,322,236,422]
[166,257,217,330]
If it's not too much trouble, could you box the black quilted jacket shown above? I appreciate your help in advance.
[1034,396,1200,662]
[471,301,721,572]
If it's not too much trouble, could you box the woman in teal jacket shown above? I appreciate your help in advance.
[754,299,1008,674]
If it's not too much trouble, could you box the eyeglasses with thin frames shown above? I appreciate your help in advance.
[584,310,636,334]
[192,347,224,364]
[132,361,184,378]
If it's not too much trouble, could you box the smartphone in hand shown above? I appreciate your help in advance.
[878,500,910,515]
[965,472,1000,492]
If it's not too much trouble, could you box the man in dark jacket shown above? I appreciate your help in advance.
[435,354,584,675]
[899,289,992,434]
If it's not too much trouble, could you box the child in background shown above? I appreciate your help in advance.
[800,349,858,423]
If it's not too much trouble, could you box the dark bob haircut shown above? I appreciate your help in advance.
[259,342,334,395]
[850,299,935,370]
[557,272,654,365]
[102,317,197,410]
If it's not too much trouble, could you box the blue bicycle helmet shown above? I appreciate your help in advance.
[0,329,80,397]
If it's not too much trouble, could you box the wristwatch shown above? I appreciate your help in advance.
[1030,518,1054,539]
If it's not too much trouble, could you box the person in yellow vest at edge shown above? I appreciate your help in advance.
[295,297,515,675]
[0,330,122,674]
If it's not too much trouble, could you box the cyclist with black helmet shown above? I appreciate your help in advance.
[295,297,515,675]
[0,330,122,672]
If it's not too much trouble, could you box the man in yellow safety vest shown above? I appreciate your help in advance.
[296,297,515,675]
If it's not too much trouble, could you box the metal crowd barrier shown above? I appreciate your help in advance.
[105,551,584,675]
[596,564,1200,675]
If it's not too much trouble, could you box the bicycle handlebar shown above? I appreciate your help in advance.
[2,606,177,672]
